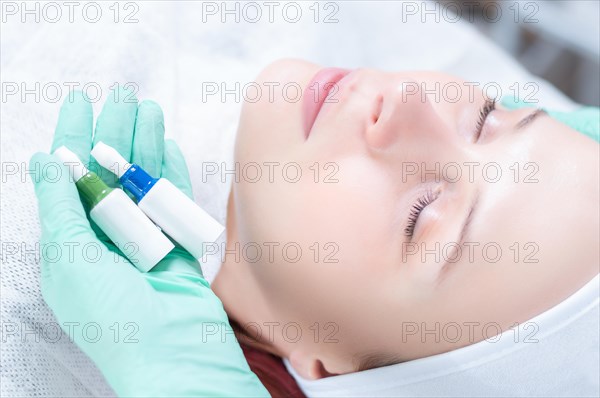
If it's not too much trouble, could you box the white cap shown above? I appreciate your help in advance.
[91,141,131,178]
[53,146,88,181]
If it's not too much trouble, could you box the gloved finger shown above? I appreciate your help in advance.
[30,152,97,244]
[161,139,194,199]
[131,100,165,178]
[500,96,536,110]
[147,247,204,279]
[50,91,93,163]
[91,86,138,185]
[31,153,147,313]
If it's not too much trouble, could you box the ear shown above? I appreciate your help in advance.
[288,350,337,380]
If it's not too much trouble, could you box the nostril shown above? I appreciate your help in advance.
[371,94,384,124]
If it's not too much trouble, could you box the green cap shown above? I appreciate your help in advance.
[53,146,113,209]
[75,172,113,208]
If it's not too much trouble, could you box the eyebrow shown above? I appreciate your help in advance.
[516,108,547,129]
[437,190,480,283]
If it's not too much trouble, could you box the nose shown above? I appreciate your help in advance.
[364,79,457,152]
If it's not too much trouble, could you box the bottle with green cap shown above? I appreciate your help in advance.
[53,146,174,272]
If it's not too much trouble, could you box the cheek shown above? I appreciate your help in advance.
[236,100,290,163]
[234,159,394,278]
[236,59,322,161]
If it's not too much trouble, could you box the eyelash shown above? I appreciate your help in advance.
[474,98,496,141]
[404,190,437,238]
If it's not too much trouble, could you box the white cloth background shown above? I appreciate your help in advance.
[0,1,577,396]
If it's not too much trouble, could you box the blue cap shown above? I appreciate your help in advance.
[120,164,158,202]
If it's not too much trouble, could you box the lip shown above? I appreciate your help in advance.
[302,67,351,138]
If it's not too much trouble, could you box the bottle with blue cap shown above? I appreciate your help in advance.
[91,141,224,259]
[53,146,174,271]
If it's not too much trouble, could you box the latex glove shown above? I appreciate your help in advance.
[31,88,269,397]
[501,96,599,142]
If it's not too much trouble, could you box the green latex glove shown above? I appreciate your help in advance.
[30,88,269,397]
[501,96,600,143]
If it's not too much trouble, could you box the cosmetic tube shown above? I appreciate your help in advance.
[54,146,174,271]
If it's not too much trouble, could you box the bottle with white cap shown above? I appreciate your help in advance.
[53,146,174,272]
[90,141,224,260]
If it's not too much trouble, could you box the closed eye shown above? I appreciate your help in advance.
[404,189,438,238]
[474,98,496,142]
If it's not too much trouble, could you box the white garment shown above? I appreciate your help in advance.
[285,274,600,397]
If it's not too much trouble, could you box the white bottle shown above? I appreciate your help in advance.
[54,146,174,272]
[91,141,224,260]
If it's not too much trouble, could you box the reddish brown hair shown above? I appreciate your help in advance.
[239,342,306,398]
[232,320,306,398]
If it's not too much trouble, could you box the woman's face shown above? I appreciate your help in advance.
[218,59,599,378]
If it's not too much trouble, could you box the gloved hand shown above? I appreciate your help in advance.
[30,88,269,397]
[501,96,599,142]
